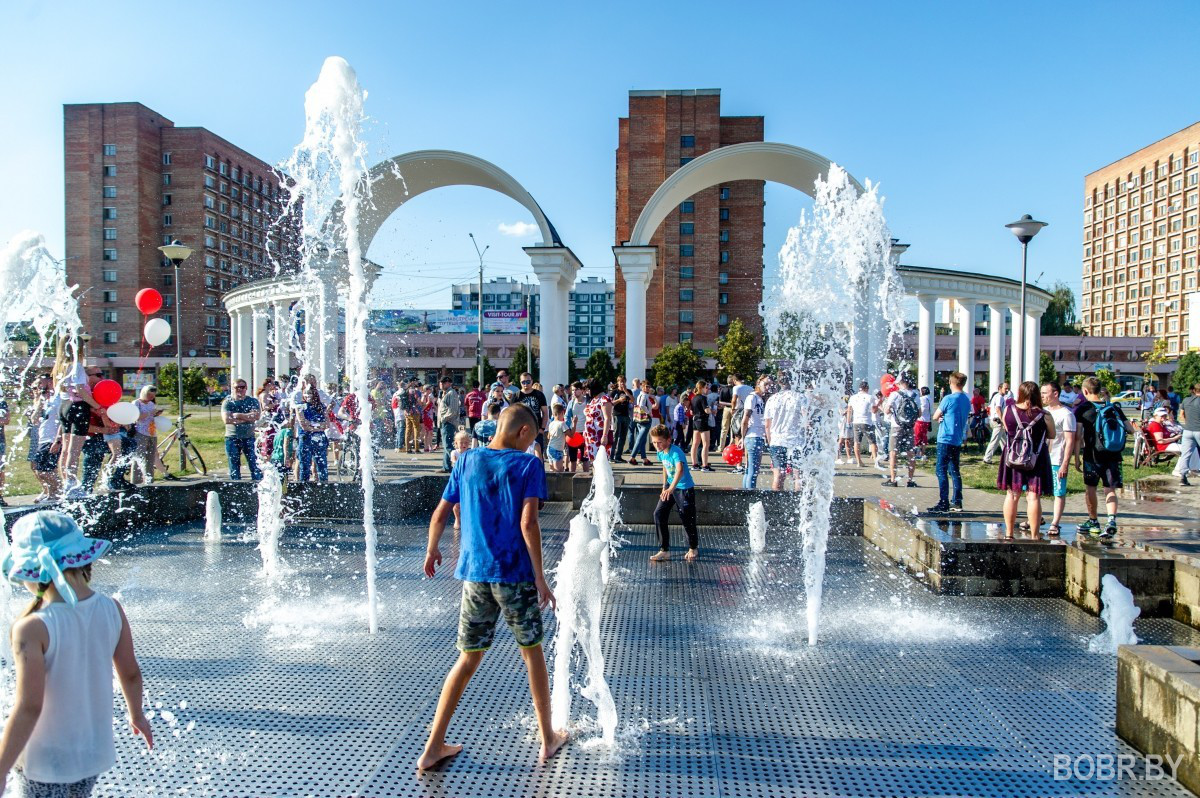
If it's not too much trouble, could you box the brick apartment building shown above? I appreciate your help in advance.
[615,89,764,359]
[1082,120,1200,357]
[64,102,296,377]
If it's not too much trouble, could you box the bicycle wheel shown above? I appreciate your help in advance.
[345,443,360,481]
[184,440,207,475]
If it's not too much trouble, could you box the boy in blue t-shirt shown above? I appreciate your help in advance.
[649,424,699,561]
[928,370,972,513]
[418,404,568,769]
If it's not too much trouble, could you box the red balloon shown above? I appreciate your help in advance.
[92,379,123,408]
[722,444,744,466]
[567,433,584,448]
[135,288,163,315]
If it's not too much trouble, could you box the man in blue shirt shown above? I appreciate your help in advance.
[418,404,568,770]
[928,371,971,514]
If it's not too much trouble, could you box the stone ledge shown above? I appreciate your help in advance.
[1067,545,1176,617]
[1117,645,1200,794]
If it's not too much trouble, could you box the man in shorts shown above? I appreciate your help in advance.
[1074,376,1135,538]
[844,381,877,468]
[764,377,807,491]
[1041,380,1077,535]
[418,404,568,770]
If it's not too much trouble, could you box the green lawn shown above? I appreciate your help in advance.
[3,403,230,499]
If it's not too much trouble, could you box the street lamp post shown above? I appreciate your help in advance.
[158,239,194,470]
[469,234,489,388]
[1004,215,1047,387]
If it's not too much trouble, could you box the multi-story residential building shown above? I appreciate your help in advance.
[615,89,764,358]
[64,102,296,372]
[450,276,539,332]
[568,275,615,357]
[1082,120,1200,356]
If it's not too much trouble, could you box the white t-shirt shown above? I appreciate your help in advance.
[764,389,807,449]
[919,394,933,423]
[1047,404,1077,464]
[847,392,874,425]
[988,391,1012,419]
[37,393,63,443]
[743,392,767,438]
[732,383,754,411]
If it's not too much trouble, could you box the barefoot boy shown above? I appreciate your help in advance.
[418,404,568,770]
[649,424,699,562]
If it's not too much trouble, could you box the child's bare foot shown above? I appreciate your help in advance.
[539,730,569,763]
[453,522,461,530]
[684,548,698,561]
[649,550,670,562]
[416,743,463,771]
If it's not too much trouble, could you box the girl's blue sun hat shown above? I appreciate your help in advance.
[3,511,111,606]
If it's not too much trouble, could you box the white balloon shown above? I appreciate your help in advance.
[152,413,173,434]
[107,401,139,426]
[144,318,171,347]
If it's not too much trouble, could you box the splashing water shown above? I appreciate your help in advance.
[278,57,381,631]
[747,501,767,553]
[255,468,290,585]
[0,231,82,369]
[550,515,618,745]
[1088,574,1140,654]
[204,491,222,542]
[763,165,905,645]
[579,448,622,583]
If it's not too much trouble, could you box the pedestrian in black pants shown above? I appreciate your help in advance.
[610,375,633,462]
[649,425,699,562]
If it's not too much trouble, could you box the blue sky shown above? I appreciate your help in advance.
[3,0,1198,314]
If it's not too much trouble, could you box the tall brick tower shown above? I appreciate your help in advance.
[615,89,764,361]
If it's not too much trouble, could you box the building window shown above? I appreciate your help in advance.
[680,135,695,148]
[102,207,117,220]
[719,208,730,221]
[102,248,117,261]
[680,157,693,166]
[103,165,116,177]
[679,332,693,343]
[680,201,694,214]
[103,186,117,198]
[680,266,694,279]
[162,174,172,187]
[162,152,172,165]
[679,245,694,257]
[219,162,228,176]
[102,228,117,241]
[720,187,730,200]
[102,144,116,156]
[102,290,117,303]
[205,155,216,170]
[102,270,117,282]
[162,274,173,286]
[103,310,118,324]
[680,223,694,235]
[103,332,118,344]
[720,230,729,243]
[205,176,216,189]
[163,214,172,226]
[719,272,729,284]
[719,293,729,305]
[680,289,693,302]
[719,313,729,326]
[205,215,216,229]
[679,310,694,323]
[720,251,730,263]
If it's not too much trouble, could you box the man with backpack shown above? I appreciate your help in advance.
[982,381,1013,464]
[1074,376,1135,538]
[881,375,921,488]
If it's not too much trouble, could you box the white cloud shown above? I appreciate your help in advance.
[497,221,539,237]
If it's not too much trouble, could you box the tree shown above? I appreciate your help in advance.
[157,363,209,410]
[1039,351,1058,386]
[1172,352,1200,393]
[651,342,703,391]
[567,350,582,385]
[584,349,617,386]
[617,350,627,381]
[715,318,762,380]
[1094,368,1121,398]
[509,343,531,378]
[1041,281,1083,335]
[477,355,497,388]
[1141,338,1170,386]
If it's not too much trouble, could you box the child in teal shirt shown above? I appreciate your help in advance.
[649,425,699,561]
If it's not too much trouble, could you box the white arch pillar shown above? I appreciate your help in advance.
[301,298,318,376]
[228,309,240,384]
[988,303,1007,398]
[916,293,936,391]
[613,246,657,383]
[235,309,252,385]
[273,300,290,380]
[526,247,581,389]
[318,280,338,385]
[955,299,976,390]
[1024,309,1043,385]
[252,307,269,389]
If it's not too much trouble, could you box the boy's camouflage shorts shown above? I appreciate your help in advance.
[457,581,544,652]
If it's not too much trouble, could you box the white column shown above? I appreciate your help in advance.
[556,279,571,380]
[302,298,318,375]
[228,308,240,384]
[1010,303,1025,388]
[1024,309,1043,384]
[612,246,657,384]
[956,299,976,391]
[235,309,252,385]
[916,293,936,392]
[273,300,290,379]
[252,306,269,389]
[852,290,870,385]
[525,246,582,389]
[319,280,338,385]
[988,303,1007,398]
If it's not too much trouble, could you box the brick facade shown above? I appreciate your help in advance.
[64,102,296,364]
[614,90,764,359]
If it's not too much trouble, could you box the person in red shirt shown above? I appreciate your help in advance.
[970,388,986,416]
[1146,407,1183,453]
[464,381,486,436]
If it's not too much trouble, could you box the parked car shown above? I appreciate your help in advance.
[1112,390,1142,411]
[202,390,228,406]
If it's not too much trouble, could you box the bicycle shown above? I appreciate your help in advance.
[157,413,207,476]
[338,429,362,481]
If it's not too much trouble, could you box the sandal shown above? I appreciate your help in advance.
[1047,524,1060,536]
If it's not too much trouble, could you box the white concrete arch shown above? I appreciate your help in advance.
[626,142,863,247]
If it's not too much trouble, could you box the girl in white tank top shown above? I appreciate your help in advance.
[0,511,152,797]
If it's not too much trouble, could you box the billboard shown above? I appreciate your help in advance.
[368,309,528,335]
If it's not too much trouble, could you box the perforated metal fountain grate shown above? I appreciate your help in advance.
[89,503,1199,797]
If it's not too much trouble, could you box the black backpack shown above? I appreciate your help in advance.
[893,390,920,425]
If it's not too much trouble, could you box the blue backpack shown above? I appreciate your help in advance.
[1094,401,1127,453]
